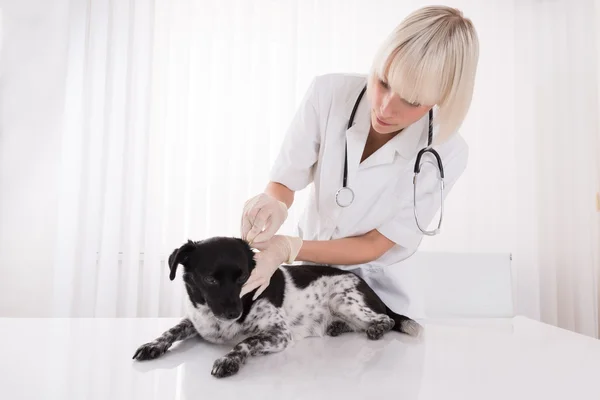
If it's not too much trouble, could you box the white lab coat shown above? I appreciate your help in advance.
[270,73,469,319]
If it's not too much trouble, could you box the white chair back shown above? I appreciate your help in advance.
[412,251,514,318]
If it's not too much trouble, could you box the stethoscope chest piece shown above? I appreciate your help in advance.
[335,187,354,207]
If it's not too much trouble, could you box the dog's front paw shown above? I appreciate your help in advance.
[211,356,241,378]
[132,341,170,361]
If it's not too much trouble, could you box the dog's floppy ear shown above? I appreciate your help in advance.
[168,240,197,281]
[237,238,257,272]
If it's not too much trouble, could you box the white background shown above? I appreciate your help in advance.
[0,0,599,337]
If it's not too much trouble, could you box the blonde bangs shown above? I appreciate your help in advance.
[379,45,451,107]
[369,6,479,142]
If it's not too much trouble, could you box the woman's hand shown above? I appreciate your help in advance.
[240,193,288,244]
[240,235,303,300]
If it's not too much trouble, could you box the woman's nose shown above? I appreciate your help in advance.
[379,95,397,117]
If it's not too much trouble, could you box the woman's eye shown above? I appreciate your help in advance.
[378,78,390,90]
[403,98,421,108]
[203,276,217,285]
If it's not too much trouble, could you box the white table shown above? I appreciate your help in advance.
[1,316,599,399]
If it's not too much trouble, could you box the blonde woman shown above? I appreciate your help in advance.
[239,6,479,317]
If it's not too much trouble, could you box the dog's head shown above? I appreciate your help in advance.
[168,237,255,321]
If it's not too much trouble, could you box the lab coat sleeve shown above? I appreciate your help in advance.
[376,139,469,252]
[269,76,322,191]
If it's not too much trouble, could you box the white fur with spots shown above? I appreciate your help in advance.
[184,267,394,345]
[136,265,419,378]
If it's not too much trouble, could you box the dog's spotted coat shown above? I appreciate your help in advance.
[133,237,422,378]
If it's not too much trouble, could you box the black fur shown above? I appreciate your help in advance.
[285,264,355,289]
[133,236,422,377]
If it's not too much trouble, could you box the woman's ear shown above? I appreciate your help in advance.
[168,240,197,281]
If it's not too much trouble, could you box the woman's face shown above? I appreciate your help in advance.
[368,74,433,134]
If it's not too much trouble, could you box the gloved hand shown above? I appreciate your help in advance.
[240,235,303,300]
[240,193,288,244]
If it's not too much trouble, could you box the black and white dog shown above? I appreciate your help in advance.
[132,236,422,378]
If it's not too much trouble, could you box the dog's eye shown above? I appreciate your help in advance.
[238,274,248,283]
[203,276,218,285]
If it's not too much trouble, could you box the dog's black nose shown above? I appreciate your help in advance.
[224,310,241,320]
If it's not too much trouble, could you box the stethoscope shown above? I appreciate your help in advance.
[335,85,445,236]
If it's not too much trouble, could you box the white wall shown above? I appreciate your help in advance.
[0,0,69,316]
[0,0,523,318]
[0,0,523,317]
[2,1,596,328]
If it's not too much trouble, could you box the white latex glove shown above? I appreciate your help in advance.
[240,235,303,300]
[240,193,288,244]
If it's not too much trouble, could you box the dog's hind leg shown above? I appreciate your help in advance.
[133,318,198,361]
[211,323,292,378]
[332,300,394,340]
[326,320,353,337]
[328,280,395,341]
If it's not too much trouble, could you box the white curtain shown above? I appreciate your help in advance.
[43,0,600,337]
[512,0,600,338]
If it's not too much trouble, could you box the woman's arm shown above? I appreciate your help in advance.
[261,182,396,265]
[296,229,397,265]
[264,181,295,209]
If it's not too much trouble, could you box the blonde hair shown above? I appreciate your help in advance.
[368,6,479,143]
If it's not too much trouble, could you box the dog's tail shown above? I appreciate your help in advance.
[385,305,423,337]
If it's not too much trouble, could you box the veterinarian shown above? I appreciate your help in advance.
[239,6,479,318]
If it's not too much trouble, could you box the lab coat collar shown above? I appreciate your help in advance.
[345,90,428,170]
[344,85,372,171]
[388,112,428,160]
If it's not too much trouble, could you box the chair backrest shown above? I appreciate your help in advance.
[412,251,514,318]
